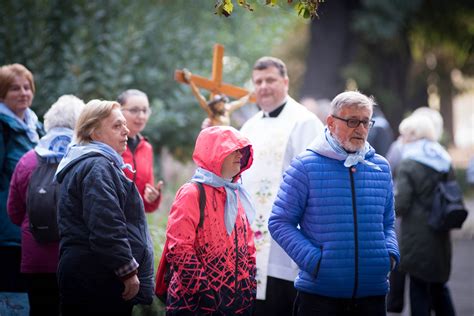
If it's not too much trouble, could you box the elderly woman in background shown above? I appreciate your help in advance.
[117,89,163,213]
[385,107,444,313]
[7,95,85,316]
[55,100,155,316]
[395,114,456,316]
[0,63,44,298]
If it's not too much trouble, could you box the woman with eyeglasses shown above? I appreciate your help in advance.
[117,89,163,213]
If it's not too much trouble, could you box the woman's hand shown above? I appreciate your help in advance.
[144,181,163,203]
[122,274,140,301]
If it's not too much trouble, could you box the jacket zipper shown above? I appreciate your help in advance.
[349,167,359,298]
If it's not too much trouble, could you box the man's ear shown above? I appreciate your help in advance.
[326,115,335,132]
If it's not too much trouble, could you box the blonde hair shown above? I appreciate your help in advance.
[75,100,120,143]
[399,114,437,142]
[44,95,85,132]
[0,63,35,98]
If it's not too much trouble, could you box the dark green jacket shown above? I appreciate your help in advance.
[395,159,452,283]
[0,113,43,246]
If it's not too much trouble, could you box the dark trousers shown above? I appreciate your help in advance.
[294,291,386,316]
[24,273,59,316]
[386,268,406,313]
[409,275,456,316]
[0,246,26,291]
[61,302,133,316]
[254,276,296,316]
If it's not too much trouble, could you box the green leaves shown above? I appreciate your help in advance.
[214,0,323,18]
[214,0,233,16]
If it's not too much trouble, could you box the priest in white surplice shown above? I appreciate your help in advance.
[240,57,324,315]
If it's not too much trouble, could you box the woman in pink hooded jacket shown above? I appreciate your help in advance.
[164,126,256,315]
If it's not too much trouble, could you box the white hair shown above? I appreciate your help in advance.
[43,95,85,132]
[330,91,374,115]
[399,114,437,142]
[411,107,443,141]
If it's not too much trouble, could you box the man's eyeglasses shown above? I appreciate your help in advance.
[122,107,152,116]
[332,115,375,129]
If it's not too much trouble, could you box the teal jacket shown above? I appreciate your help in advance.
[1,112,43,246]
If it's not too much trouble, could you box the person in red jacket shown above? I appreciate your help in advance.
[118,89,163,213]
[163,126,256,315]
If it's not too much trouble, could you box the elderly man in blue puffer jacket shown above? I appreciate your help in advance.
[269,90,399,316]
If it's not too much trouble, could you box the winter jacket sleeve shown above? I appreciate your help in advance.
[7,150,36,226]
[165,183,217,311]
[81,161,136,274]
[269,157,323,276]
[394,160,415,218]
[383,177,400,267]
[246,215,257,290]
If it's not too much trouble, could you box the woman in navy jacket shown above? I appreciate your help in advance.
[55,100,154,316]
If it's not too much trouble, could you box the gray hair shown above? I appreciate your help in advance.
[117,89,148,106]
[399,114,437,142]
[330,91,375,115]
[44,95,85,132]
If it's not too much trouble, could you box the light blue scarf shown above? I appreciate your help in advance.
[0,102,40,143]
[191,167,255,235]
[325,128,381,170]
[309,128,381,171]
[34,127,73,163]
[55,141,133,178]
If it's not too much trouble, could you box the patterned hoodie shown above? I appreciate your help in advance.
[165,126,256,315]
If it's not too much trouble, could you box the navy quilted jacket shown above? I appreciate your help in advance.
[269,137,399,298]
[56,153,155,305]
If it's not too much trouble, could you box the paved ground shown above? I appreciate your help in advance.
[388,197,474,316]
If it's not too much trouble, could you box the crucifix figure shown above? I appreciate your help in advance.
[175,43,255,126]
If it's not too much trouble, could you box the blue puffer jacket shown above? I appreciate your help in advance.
[269,135,399,299]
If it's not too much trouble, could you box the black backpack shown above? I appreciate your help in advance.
[155,181,206,304]
[428,173,468,232]
[26,154,60,243]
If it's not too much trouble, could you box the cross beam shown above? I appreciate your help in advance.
[174,43,256,103]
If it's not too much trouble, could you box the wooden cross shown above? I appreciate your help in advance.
[174,43,256,103]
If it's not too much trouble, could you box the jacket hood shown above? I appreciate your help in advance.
[192,126,253,180]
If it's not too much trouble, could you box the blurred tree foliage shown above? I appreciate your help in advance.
[0,0,298,162]
[299,0,473,143]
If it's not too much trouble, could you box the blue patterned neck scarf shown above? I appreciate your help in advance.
[191,167,255,235]
[325,128,381,171]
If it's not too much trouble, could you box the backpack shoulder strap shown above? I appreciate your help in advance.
[192,181,206,228]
